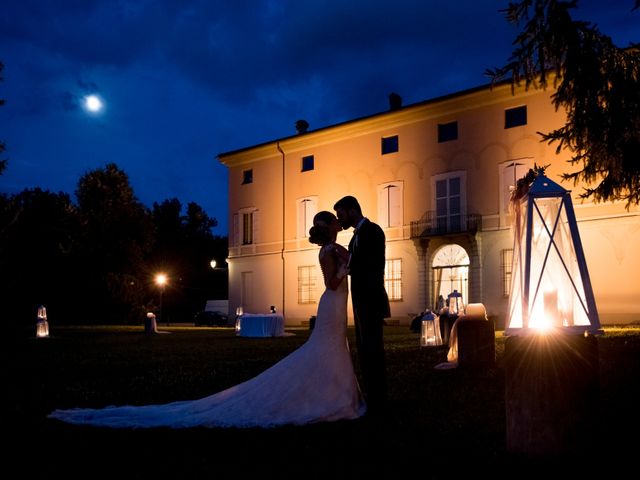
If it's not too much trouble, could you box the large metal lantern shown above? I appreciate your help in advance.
[506,167,601,334]
[504,168,601,457]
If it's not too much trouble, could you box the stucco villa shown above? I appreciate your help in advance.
[217,79,640,328]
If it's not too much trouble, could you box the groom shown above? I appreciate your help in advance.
[334,195,390,416]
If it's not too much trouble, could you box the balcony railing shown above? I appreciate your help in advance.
[410,211,481,238]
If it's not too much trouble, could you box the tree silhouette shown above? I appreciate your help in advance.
[0,61,7,176]
[0,188,80,330]
[1,160,227,330]
[75,163,154,323]
[487,0,640,207]
[150,198,226,322]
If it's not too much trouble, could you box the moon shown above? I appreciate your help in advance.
[84,94,103,113]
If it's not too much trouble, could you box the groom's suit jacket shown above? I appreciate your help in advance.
[348,218,391,319]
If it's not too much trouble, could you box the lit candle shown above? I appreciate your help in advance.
[544,289,559,327]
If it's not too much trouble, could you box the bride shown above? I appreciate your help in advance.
[48,211,366,428]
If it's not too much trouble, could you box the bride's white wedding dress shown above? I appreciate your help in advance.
[48,271,366,428]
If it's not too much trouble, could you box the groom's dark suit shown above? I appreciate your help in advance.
[348,218,390,413]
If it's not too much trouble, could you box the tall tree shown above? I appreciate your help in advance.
[151,198,183,256]
[75,163,154,323]
[487,0,640,206]
[185,201,217,237]
[183,201,225,312]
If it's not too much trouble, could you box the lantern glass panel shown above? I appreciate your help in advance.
[506,171,599,334]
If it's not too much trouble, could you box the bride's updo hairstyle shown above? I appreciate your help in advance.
[309,211,335,246]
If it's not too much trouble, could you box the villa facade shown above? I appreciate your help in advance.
[218,80,640,327]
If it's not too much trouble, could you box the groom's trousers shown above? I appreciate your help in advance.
[353,307,387,414]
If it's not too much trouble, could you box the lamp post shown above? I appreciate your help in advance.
[155,273,168,325]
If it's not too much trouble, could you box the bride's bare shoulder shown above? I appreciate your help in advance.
[319,244,334,259]
[320,243,345,258]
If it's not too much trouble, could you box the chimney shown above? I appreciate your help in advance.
[389,92,402,110]
[295,119,309,134]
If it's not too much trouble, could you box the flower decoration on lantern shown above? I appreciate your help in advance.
[506,165,601,335]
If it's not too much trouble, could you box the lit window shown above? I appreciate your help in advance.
[298,266,317,304]
[381,135,399,155]
[242,169,253,184]
[301,155,314,172]
[438,121,458,143]
[505,106,527,129]
[385,259,403,301]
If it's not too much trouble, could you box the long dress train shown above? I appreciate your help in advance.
[48,279,365,428]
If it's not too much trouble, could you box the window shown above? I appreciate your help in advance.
[438,121,458,143]
[377,181,403,228]
[432,172,466,233]
[241,271,253,312]
[297,196,318,238]
[242,169,253,184]
[301,155,314,172]
[242,212,253,244]
[501,248,514,297]
[381,135,399,155]
[385,259,403,301]
[505,106,527,129]
[233,208,258,246]
[432,244,470,309]
[298,266,317,304]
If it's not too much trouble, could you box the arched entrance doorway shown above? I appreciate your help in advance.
[432,244,469,311]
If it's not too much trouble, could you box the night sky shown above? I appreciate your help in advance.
[1,1,637,235]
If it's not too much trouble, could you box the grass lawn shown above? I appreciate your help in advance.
[5,324,640,478]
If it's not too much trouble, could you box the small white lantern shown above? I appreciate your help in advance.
[420,311,443,347]
[235,306,243,335]
[36,305,49,338]
[447,290,463,315]
[145,312,158,334]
